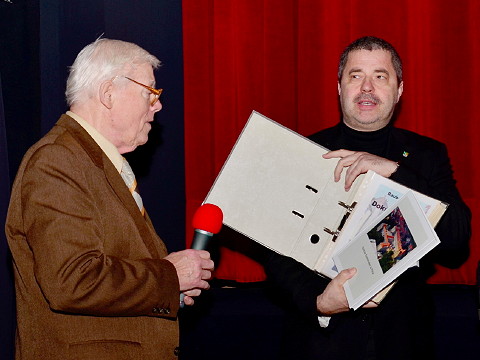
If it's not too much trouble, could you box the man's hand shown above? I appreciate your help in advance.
[164,249,214,305]
[316,268,378,315]
[323,149,398,191]
[181,289,202,306]
[316,268,356,315]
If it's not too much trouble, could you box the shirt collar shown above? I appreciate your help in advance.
[66,111,123,173]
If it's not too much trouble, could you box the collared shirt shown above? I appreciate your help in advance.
[318,315,330,327]
[66,111,123,173]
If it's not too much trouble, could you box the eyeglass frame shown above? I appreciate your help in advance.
[120,76,163,106]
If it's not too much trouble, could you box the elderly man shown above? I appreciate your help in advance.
[5,38,213,359]
[264,36,471,360]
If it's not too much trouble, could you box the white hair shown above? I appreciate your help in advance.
[65,38,161,106]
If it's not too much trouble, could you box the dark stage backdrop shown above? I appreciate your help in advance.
[0,1,185,358]
[183,0,480,285]
[0,74,15,360]
[1,0,186,252]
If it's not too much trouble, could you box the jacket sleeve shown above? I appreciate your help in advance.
[263,248,330,326]
[391,141,471,268]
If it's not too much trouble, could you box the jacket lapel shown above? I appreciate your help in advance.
[56,115,161,258]
[388,129,413,164]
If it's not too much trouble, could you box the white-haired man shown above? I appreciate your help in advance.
[6,38,213,359]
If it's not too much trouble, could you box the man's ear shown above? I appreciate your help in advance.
[337,81,341,96]
[396,81,404,103]
[99,80,114,109]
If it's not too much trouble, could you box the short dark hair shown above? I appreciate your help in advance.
[338,36,402,83]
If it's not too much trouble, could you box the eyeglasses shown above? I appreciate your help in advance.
[123,76,163,106]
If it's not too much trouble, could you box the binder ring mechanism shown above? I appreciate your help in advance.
[323,201,357,242]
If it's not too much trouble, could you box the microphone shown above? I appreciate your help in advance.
[190,203,223,250]
[180,203,223,307]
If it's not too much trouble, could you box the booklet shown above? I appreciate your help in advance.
[316,169,446,279]
[332,191,440,310]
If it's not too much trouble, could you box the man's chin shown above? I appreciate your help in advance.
[120,139,147,154]
[344,117,388,131]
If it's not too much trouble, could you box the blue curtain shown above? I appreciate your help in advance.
[0,2,185,357]
[0,74,15,359]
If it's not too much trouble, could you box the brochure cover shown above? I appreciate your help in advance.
[332,191,440,310]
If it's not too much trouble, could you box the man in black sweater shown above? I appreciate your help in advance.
[264,36,471,360]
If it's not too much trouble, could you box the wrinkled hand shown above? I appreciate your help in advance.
[181,289,202,306]
[164,249,214,305]
[323,149,398,191]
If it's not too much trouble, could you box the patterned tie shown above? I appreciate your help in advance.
[120,157,145,216]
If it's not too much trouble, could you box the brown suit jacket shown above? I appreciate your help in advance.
[6,115,181,359]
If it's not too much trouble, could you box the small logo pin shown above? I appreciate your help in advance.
[402,151,409,158]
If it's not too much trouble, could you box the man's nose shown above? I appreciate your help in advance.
[152,100,162,113]
[361,78,374,93]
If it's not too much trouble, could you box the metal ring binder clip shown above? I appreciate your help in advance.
[323,201,357,242]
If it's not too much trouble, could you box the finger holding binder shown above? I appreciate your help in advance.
[323,149,399,191]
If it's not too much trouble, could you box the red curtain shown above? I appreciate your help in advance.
[182,0,480,285]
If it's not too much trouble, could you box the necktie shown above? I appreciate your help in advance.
[120,157,145,216]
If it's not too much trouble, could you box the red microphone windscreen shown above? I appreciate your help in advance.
[192,203,223,234]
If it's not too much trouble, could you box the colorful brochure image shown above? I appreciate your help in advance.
[367,205,416,274]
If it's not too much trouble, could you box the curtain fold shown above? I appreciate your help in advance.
[183,0,480,284]
[0,73,15,360]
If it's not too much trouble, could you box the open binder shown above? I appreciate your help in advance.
[204,111,447,303]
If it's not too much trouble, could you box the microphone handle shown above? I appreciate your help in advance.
[180,229,214,308]
[191,229,214,250]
